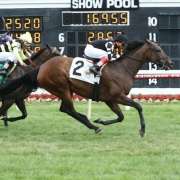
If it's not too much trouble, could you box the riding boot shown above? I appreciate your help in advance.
[89,64,100,75]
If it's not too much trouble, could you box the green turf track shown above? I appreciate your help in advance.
[0,101,180,180]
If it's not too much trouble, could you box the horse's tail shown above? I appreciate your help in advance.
[0,67,39,96]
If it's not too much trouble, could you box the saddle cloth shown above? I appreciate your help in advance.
[69,57,100,84]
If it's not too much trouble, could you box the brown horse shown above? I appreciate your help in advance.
[0,40,173,136]
[0,45,60,126]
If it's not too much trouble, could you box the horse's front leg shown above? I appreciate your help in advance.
[118,95,145,137]
[60,98,102,134]
[94,101,124,125]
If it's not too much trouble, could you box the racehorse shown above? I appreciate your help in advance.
[0,40,173,136]
[0,45,60,126]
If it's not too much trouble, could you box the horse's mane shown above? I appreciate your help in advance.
[125,40,145,54]
[31,48,45,60]
[114,40,145,62]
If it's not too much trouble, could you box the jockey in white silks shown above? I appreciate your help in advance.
[0,32,33,72]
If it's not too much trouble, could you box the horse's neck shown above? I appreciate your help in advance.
[32,54,47,66]
[120,47,146,77]
[33,59,43,66]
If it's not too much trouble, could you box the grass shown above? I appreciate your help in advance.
[0,101,180,180]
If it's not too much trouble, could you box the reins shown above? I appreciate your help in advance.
[25,58,36,67]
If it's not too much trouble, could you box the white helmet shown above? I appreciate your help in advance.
[18,32,32,44]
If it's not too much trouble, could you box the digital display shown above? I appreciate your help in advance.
[66,31,122,44]
[62,11,129,26]
[4,16,42,31]
[86,12,129,25]
[0,16,43,52]
[87,31,122,42]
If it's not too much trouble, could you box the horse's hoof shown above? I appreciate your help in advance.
[1,119,8,127]
[4,123,8,127]
[95,128,102,134]
[139,129,145,137]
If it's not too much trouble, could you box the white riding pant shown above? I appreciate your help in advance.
[84,44,108,59]
[0,52,17,63]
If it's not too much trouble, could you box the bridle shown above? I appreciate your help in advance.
[123,42,165,65]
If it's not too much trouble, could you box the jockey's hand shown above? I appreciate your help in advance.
[112,53,120,60]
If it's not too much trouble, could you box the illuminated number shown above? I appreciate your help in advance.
[88,32,95,42]
[101,13,109,24]
[149,62,157,70]
[34,46,41,52]
[5,18,13,30]
[24,18,31,29]
[15,18,21,29]
[58,33,65,43]
[107,32,113,39]
[92,13,99,24]
[120,12,128,24]
[148,78,157,85]
[87,14,91,24]
[148,17,158,27]
[111,13,118,24]
[33,17,40,29]
[97,32,104,40]
[59,47,65,55]
[73,60,84,76]
[149,32,157,42]
[33,32,41,43]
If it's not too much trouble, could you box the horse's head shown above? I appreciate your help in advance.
[145,40,173,70]
[30,45,60,66]
[45,44,61,57]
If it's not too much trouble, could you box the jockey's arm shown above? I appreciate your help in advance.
[24,48,33,57]
[12,41,27,66]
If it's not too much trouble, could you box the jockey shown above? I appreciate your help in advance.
[0,32,33,72]
[84,34,128,75]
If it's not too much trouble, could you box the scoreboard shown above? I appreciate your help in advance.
[0,0,180,88]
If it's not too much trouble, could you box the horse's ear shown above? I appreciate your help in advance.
[145,39,151,44]
[46,44,51,49]
[52,47,61,55]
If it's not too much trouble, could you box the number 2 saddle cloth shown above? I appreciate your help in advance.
[69,57,101,84]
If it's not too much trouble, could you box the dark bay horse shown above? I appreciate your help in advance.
[0,45,60,126]
[0,40,173,136]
